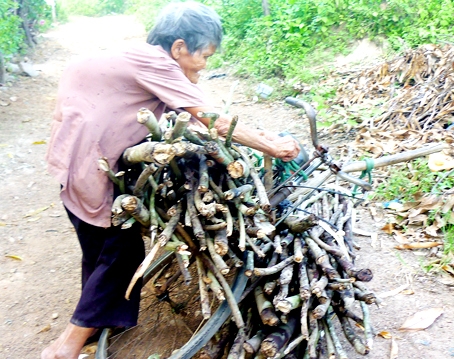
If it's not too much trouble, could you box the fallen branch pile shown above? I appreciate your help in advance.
[338,44,454,130]
[101,108,377,358]
[330,44,454,157]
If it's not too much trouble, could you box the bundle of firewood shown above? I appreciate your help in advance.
[100,108,376,358]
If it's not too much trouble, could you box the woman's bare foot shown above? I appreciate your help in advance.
[41,323,96,359]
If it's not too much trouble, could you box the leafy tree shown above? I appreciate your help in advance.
[0,0,24,55]
[0,0,51,83]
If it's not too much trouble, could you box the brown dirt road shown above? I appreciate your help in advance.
[0,15,453,359]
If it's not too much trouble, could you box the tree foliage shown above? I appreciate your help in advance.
[0,0,51,55]
[209,0,454,80]
[58,0,126,17]
[124,0,454,82]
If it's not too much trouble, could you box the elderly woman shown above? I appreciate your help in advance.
[42,2,299,358]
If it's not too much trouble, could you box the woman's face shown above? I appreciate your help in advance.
[173,42,216,84]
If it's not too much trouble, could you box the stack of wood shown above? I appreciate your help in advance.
[202,192,376,359]
[101,108,376,358]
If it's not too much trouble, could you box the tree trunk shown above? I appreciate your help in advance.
[0,52,5,84]
[262,0,271,16]
[17,0,36,49]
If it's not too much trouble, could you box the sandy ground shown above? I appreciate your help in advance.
[0,15,453,359]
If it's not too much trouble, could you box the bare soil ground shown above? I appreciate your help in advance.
[0,15,453,359]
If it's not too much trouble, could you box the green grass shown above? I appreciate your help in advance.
[372,159,454,202]
[372,159,454,275]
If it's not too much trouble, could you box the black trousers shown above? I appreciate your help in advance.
[66,208,145,328]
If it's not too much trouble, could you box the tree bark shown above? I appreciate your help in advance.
[262,0,271,16]
[0,52,5,84]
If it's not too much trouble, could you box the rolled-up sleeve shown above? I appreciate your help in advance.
[135,48,209,110]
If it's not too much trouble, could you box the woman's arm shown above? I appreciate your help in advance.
[184,106,301,162]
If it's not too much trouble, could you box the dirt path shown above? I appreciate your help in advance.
[0,15,452,359]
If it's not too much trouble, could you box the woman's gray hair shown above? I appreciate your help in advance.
[147,2,223,54]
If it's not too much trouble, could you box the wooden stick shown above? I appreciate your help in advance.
[338,314,368,355]
[243,330,265,354]
[228,247,244,267]
[200,253,245,328]
[336,257,373,282]
[227,159,250,179]
[246,226,266,239]
[253,256,295,276]
[157,202,182,246]
[263,154,274,192]
[237,211,246,251]
[307,312,319,359]
[98,157,121,186]
[223,204,234,237]
[207,236,230,275]
[311,275,328,298]
[276,294,302,314]
[196,256,211,319]
[176,251,192,285]
[137,107,161,141]
[254,285,280,326]
[224,184,254,201]
[293,235,304,263]
[298,258,311,300]
[112,194,128,215]
[206,270,225,301]
[171,112,191,141]
[300,297,312,340]
[285,214,318,233]
[198,155,210,193]
[325,313,348,359]
[305,236,340,280]
[273,234,283,254]
[186,189,207,250]
[213,228,229,256]
[227,327,247,359]
[263,279,277,295]
[111,211,131,226]
[322,320,336,359]
[132,163,157,197]
[245,250,255,277]
[123,141,176,166]
[260,315,297,358]
[125,241,160,300]
[313,289,332,319]
[225,115,239,148]
[236,146,271,212]
[205,141,234,166]
[273,262,294,305]
[198,111,219,130]
[184,128,206,146]
[121,195,150,227]
[341,143,447,173]
[246,236,265,258]
[280,232,295,249]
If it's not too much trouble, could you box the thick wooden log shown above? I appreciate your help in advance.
[284,214,318,233]
[123,142,176,165]
[254,285,280,326]
[260,315,297,358]
[121,195,150,227]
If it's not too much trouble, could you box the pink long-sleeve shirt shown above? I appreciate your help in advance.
[47,43,209,227]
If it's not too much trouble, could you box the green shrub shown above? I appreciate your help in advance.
[0,1,24,55]
[0,0,52,56]
[58,0,126,17]
[198,0,454,85]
